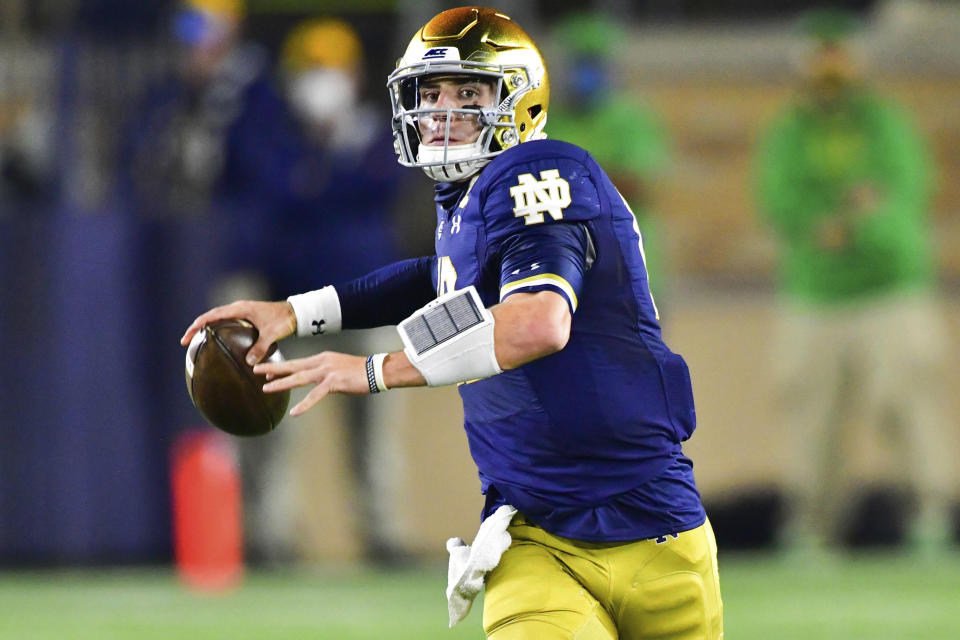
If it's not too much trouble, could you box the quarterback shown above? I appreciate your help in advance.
[182,7,722,639]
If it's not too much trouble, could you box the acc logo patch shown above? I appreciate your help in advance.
[421,47,459,61]
[510,169,571,225]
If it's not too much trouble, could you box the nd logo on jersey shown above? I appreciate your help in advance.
[510,169,571,225]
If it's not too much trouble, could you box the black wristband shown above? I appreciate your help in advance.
[365,355,379,394]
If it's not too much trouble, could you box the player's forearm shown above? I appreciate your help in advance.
[381,350,426,389]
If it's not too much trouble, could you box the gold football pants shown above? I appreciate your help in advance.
[483,515,723,639]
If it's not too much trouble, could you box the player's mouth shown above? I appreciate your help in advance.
[423,135,467,146]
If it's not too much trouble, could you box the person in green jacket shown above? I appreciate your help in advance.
[548,12,670,306]
[755,10,952,555]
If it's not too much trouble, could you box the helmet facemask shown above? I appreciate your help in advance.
[387,61,542,182]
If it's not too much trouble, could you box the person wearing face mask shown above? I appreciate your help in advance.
[754,9,952,556]
[282,19,364,147]
[229,18,411,566]
[258,18,406,295]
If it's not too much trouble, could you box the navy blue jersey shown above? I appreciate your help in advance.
[432,139,705,542]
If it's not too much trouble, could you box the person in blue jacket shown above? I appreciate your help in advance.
[229,17,412,566]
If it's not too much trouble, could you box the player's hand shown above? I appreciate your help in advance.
[180,300,297,365]
[254,351,370,415]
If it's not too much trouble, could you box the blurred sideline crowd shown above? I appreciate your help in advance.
[1,0,958,566]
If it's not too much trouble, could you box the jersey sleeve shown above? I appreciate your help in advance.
[498,223,591,314]
[335,256,437,328]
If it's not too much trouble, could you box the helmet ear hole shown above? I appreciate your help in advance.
[519,123,526,132]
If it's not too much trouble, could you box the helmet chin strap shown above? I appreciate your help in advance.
[417,141,491,182]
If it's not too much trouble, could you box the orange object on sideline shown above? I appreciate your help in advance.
[171,428,244,592]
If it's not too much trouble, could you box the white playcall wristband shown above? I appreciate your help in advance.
[397,286,502,387]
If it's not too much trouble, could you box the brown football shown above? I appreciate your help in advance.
[185,319,290,437]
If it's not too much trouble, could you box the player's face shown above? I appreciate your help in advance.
[416,76,497,146]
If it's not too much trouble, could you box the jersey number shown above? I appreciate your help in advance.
[510,169,571,225]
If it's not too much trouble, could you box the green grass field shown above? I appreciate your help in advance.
[1,551,958,639]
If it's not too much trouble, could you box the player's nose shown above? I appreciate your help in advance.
[434,88,460,110]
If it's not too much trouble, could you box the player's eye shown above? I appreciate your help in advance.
[419,90,440,104]
[459,88,478,100]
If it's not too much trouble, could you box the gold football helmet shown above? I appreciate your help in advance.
[387,7,550,181]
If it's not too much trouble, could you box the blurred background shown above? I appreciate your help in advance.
[1,0,959,637]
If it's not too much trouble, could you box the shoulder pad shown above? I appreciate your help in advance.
[475,140,601,239]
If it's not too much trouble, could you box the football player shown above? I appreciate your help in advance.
[182,7,722,638]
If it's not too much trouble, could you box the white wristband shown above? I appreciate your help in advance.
[287,286,342,337]
[371,352,389,392]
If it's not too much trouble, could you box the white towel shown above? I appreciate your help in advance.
[445,504,518,627]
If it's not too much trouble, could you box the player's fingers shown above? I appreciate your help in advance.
[180,303,243,345]
[180,315,215,345]
[255,350,330,375]
[290,384,329,416]
[245,337,275,366]
[262,368,317,393]
[180,325,200,346]
[253,357,304,377]
[247,318,296,364]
